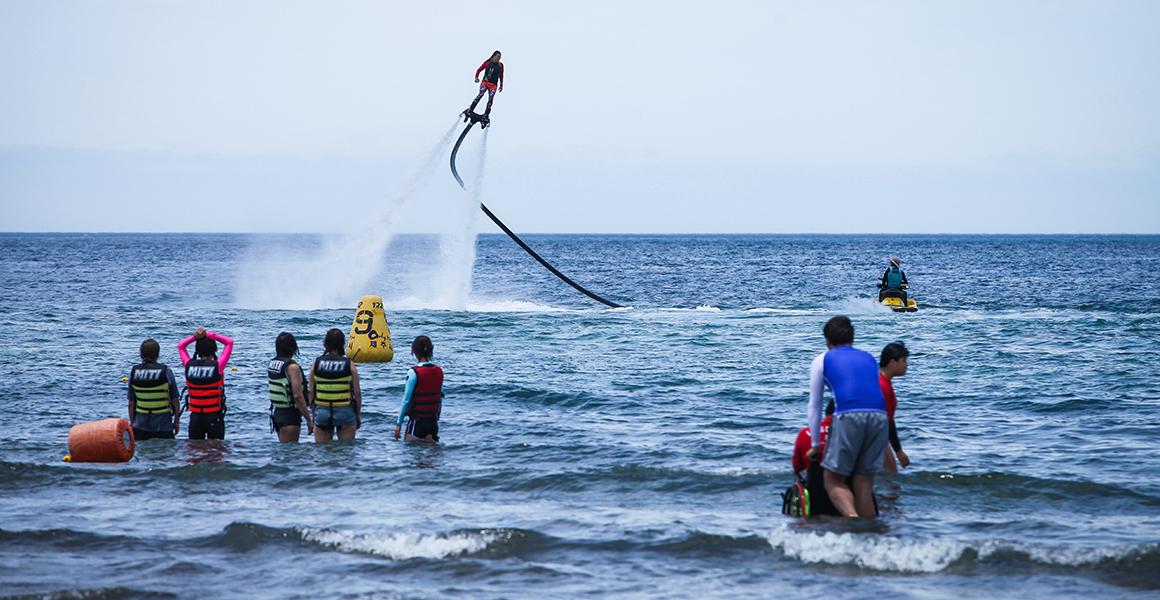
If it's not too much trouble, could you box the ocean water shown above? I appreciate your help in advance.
[1,232,1158,599]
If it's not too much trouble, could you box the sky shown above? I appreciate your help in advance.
[1,0,1157,233]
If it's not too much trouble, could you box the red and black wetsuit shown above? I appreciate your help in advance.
[467,59,504,116]
[879,373,904,453]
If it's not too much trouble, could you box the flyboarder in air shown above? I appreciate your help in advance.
[462,50,504,128]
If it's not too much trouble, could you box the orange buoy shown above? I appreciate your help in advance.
[67,418,135,463]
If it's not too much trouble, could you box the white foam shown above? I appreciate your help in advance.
[742,307,820,315]
[766,523,966,573]
[466,298,572,313]
[979,540,1156,566]
[767,523,1157,573]
[303,528,507,560]
[831,296,895,315]
[384,296,570,313]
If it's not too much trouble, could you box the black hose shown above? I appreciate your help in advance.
[450,121,624,308]
[449,121,474,189]
[479,203,623,308]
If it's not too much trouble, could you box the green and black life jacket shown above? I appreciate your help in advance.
[267,355,299,410]
[312,354,352,408]
[130,362,172,414]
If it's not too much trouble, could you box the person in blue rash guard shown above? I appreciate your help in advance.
[393,336,444,443]
[805,316,889,518]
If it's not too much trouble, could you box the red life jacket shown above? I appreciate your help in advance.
[185,358,224,413]
[408,364,443,419]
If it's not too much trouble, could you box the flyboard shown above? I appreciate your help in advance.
[450,110,624,309]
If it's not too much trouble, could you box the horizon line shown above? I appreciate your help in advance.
[1,230,1157,236]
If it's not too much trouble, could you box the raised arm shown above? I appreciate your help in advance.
[177,335,196,366]
[205,331,234,371]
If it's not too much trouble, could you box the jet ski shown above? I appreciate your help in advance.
[878,286,918,312]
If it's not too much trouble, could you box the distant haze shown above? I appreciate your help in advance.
[1,1,1157,233]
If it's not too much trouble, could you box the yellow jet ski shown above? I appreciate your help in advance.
[878,287,918,312]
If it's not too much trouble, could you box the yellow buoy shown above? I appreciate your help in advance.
[347,294,393,363]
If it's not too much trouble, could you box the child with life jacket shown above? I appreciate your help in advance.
[128,338,181,440]
[309,328,363,442]
[394,336,444,443]
[177,328,234,440]
[267,332,315,443]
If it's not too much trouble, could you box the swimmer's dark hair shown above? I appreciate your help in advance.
[140,339,160,362]
[323,328,345,354]
[880,341,909,368]
[411,335,433,360]
[823,316,854,346]
[491,50,502,59]
[195,336,217,358]
[275,332,299,358]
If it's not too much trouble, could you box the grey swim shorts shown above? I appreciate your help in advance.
[822,411,889,476]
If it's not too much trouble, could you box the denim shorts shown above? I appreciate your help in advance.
[822,411,888,476]
[314,405,357,429]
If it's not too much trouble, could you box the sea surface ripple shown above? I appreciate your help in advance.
[0,233,1158,599]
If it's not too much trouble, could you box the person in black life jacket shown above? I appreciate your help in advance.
[393,335,444,443]
[465,50,504,118]
[878,256,909,303]
[268,332,315,443]
[309,328,363,443]
[178,327,234,440]
[128,338,181,440]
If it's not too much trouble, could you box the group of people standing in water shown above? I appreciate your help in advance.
[126,312,905,519]
[788,316,912,518]
[126,328,444,444]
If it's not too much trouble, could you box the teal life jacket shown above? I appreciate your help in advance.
[886,266,904,289]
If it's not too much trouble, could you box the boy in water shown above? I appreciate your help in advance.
[128,339,181,440]
[805,316,889,518]
[394,336,444,443]
[465,50,504,119]
[879,342,911,472]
